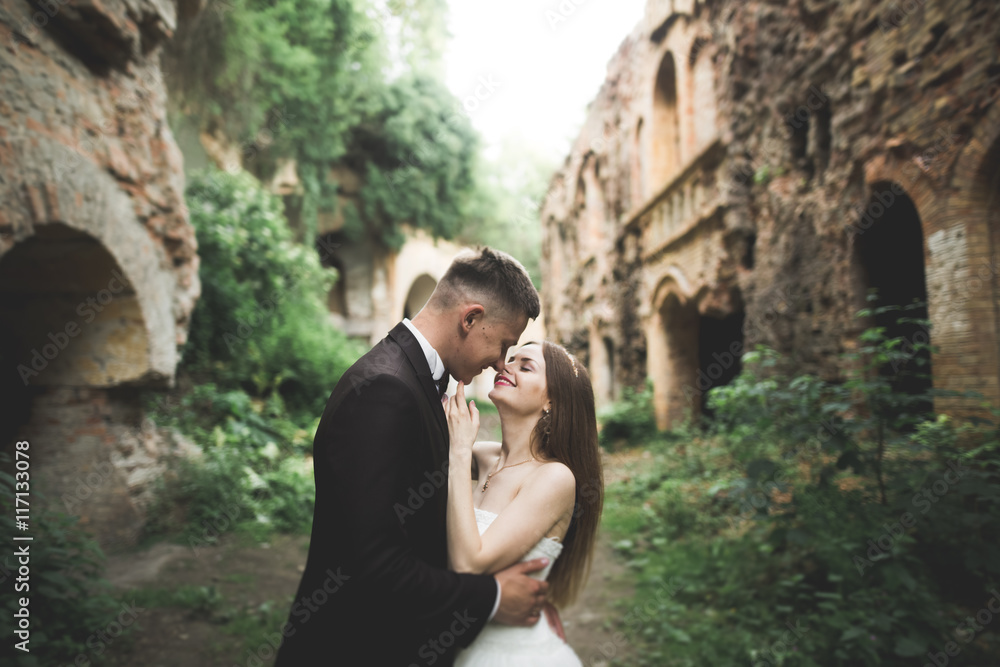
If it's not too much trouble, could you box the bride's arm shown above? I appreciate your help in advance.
[445,385,576,575]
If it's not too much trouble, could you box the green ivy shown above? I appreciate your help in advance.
[142,383,318,544]
[181,169,364,420]
[166,0,491,250]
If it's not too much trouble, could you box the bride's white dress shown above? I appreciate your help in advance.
[454,508,583,666]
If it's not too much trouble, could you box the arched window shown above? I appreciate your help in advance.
[651,51,681,188]
[317,232,348,317]
[689,38,717,151]
[633,118,646,205]
[577,154,604,255]
[853,182,932,414]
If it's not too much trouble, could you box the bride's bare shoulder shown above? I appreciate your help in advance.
[521,460,576,512]
[530,460,576,487]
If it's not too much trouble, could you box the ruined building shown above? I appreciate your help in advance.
[541,0,1000,428]
[0,0,201,549]
[0,0,531,554]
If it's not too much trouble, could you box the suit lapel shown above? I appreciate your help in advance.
[387,322,451,540]
[387,322,448,440]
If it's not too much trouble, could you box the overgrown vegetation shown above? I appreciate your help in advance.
[144,170,361,544]
[124,582,298,664]
[142,383,318,544]
[165,0,494,249]
[162,0,549,282]
[598,381,659,451]
[0,454,128,666]
[599,308,1000,666]
[181,169,364,420]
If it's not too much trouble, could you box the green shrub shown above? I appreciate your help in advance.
[181,169,364,420]
[602,309,1000,666]
[598,382,659,450]
[143,384,317,544]
[0,454,124,667]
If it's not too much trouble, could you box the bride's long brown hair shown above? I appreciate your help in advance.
[530,341,603,608]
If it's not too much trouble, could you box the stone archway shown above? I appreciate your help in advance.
[0,223,150,390]
[389,227,465,331]
[648,281,699,429]
[404,274,437,320]
[0,152,199,554]
[646,271,746,428]
[0,141,195,384]
[0,223,161,549]
[852,181,933,413]
[982,137,1000,406]
[697,309,745,420]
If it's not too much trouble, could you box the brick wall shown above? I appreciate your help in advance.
[541,0,1000,425]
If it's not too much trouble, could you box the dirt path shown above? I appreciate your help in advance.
[100,450,643,667]
[103,533,310,667]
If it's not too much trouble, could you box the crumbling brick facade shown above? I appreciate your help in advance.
[0,0,201,549]
[541,0,1000,428]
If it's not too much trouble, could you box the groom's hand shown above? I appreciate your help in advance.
[493,558,549,626]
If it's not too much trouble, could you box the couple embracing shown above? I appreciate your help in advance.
[275,247,604,666]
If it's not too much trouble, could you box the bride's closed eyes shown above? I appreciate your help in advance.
[506,354,539,371]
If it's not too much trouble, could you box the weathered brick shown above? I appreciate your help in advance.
[542,0,1000,427]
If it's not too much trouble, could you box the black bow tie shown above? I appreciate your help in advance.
[436,371,450,399]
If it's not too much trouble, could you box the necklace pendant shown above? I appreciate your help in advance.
[482,478,489,491]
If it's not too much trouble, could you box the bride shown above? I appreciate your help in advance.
[444,341,604,665]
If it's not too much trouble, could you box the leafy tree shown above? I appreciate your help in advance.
[460,133,558,286]
[380,0,450,77]
[181,169,364,418]
[164,0,491,249]
[346,72,482,248]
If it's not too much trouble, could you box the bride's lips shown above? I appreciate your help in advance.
[493,375,514,388]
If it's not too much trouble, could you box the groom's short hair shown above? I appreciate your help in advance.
[430,246,540,321]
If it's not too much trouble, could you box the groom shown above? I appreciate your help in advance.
[274,247,550,666]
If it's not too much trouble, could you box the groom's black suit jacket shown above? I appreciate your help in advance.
[274,322,497,667]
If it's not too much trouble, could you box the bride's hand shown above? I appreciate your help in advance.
[445,381,479,458]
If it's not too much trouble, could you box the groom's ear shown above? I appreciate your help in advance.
[460,304,485,334]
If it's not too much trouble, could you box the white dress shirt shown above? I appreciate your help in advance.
[400,318,502,621]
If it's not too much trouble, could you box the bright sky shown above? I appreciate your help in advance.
[444,0,647,161]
